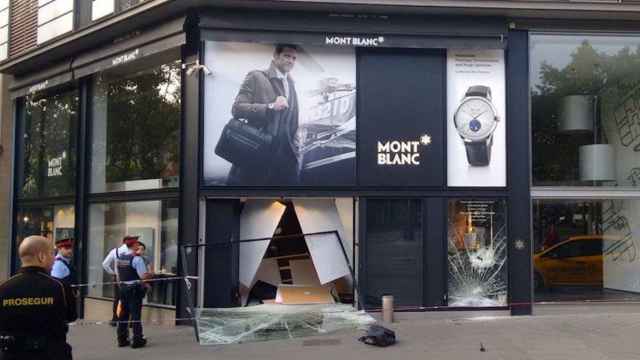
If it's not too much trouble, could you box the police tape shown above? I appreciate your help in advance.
[68,298,640,327]
[70,275,199,288]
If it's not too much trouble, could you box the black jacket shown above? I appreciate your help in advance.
[0,266,77,341]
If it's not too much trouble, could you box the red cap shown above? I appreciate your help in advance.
[122,234,140,246]
[55,238,73,249]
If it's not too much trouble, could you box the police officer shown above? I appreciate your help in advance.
[102,236,131,326]
[0,235,77,360]
[51,238,76,287]
[115,236,150,349]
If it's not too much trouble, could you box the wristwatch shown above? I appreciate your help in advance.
[453,85,499,166]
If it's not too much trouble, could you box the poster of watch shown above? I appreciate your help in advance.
[447,49,506,187]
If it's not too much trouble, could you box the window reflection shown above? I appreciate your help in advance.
[91,61,181,193]
[19,90,78,198]
[531,34,640,187]
[533,199,640,302]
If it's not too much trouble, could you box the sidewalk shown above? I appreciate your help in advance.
[69,304,640,360]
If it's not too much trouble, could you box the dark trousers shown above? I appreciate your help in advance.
[111,284,120,322]
[116,285,144,342]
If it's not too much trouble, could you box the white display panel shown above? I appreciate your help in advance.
[238,200,286,288]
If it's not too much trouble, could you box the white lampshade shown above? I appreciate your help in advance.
[559,95,594,133]
[579,144,616,181]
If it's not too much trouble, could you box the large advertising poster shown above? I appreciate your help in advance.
[447,50,506,187]
[203,42,356,186]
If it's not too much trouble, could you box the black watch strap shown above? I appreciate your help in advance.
[465,85,491,100]
[465,140,492,166]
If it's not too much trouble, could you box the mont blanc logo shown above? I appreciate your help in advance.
[112,49,140,66]
[377,134,432,166]
[47,152,66,177]
[325,35,384,47]
[28,80,49,94]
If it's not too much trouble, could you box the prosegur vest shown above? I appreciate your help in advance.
[115,249,140,283]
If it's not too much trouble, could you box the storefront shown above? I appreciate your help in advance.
[14,6,613,323]
[195,12,530,314]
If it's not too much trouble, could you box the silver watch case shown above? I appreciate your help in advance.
[453,96,499,143]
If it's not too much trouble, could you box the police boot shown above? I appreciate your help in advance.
[117,338,130,347]
[131,338,147,349]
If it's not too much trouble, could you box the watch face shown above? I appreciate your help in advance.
[454,97,497,141]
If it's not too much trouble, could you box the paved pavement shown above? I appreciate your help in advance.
[70,304,640,360]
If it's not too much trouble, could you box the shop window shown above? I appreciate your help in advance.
[364,199,423,308]
[18,89,78,199]
[15,205,75,265]
[90,61,181,193]
[87,199,179,306]
[531,34,640,187]
[533,199,640,303]
[447,199,507,307]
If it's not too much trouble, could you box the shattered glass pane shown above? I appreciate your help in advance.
[196,304,376,345]
[447,199,508,307]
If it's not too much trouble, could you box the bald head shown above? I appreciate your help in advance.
[19,235,55,270]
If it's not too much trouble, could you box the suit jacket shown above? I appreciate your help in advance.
[231,62,299,157]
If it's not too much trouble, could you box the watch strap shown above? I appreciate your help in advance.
[464,139,492,166]
[465,85,491,100]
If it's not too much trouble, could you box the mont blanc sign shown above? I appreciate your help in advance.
[377,134,432,166]
[325,35,384,47]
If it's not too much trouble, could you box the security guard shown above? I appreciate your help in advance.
[0,235,77,360]
[51,238,76,287]
[115,236,150,349]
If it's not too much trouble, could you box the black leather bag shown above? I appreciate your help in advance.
[358,325,396,347]
[214,118,274,166]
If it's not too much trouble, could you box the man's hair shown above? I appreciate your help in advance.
[274,44,298,55]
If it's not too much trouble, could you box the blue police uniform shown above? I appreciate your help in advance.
[115,248,148,348]
[51,254,76,287]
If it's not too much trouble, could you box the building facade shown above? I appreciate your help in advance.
[2,0,640,320]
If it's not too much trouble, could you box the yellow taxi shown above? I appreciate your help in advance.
[533,235,604,289]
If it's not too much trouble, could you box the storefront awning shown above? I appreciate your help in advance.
[10,61,74,99]
[10,16,186,99]
[199,12,507,50]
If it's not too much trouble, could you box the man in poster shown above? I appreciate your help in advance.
[227,44,301,185]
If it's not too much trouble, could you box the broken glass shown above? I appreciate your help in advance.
[447,199,508,307]
[196,304,376,345]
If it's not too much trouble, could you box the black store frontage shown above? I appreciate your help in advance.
[8,10,532,327]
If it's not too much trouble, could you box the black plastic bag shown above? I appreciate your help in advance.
[358,325,396,347]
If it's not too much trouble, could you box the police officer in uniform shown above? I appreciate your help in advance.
[102,236,132,326]
[51,238,76,288]
[0,235,77,360]
[116,236,150,348]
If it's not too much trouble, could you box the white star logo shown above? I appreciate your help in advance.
[420,134,432,146]
[514,239,526,251]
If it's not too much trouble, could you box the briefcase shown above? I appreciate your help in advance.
[215,118,273,166]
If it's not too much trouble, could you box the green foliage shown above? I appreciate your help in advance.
[102,62,181,184]
[532,38,640,185]
[21,90,78,198]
